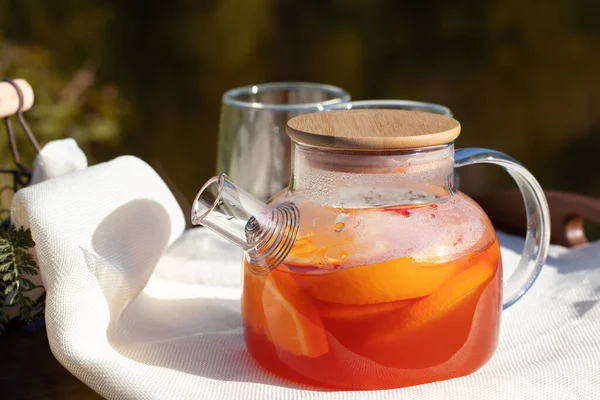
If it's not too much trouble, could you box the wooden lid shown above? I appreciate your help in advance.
[286,109,460,150]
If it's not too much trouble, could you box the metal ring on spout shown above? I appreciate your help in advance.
[245,203,300,275]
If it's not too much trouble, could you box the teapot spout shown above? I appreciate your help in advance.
[191,174,299,274]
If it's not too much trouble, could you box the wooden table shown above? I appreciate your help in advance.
[1,189,598,399]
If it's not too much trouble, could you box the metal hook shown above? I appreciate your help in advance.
[2,79,41,152]
[1,78,40,188]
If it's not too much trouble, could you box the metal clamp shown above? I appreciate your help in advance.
[0,78,40,199]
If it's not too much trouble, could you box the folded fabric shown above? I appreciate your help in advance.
[3,139,88,320]
[30,138,88,185]
[11,155,600,400]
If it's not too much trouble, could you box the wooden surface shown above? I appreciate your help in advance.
[286,109,460,149]
[1,189,598,399]
[0,79,34,118]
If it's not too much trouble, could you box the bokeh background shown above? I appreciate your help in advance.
[1,1,599,204]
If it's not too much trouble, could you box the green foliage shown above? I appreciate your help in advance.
[0,224,43,334]
[0,36,127,167]
[1,0,600,200]
[0,1,125,335]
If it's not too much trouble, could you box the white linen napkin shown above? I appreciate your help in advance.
[10,152,600,400]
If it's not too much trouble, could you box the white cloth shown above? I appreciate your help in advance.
[10,154,600,400]
[3,139,88,320]
[30,138,88,185]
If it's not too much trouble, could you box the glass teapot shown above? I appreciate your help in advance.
[191,110,550,390]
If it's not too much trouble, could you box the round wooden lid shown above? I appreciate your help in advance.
[286,109,460,150]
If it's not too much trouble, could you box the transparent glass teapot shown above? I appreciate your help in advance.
[192,110,550,390]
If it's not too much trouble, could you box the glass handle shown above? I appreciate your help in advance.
[454,148,551,309]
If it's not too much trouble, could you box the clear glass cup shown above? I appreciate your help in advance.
[217,82,350,202]
[327,99,453,116]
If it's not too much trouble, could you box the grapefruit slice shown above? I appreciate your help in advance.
[262,271,329,358]
[242,265,271,340]
[292,256,461,305]
[370,259,495,336]
[354,258,496,367]
[316,298,419,321]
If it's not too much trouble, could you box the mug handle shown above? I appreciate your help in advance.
[455,148,551,309]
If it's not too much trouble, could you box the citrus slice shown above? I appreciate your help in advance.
[292,256,461,305]
[262,271,329,358]
[354,258,496,367]
[316,298,419,321]
[242,265,271,340]
[284,232,343,267]
[386,260,495,333]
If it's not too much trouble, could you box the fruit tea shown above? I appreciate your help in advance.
[242,196,502,390]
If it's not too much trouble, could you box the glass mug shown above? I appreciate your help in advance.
[217,82,350,202]
[326,100,463,192]
[329,99,453,116]
[216,82,454,201]
[195,110,550,390]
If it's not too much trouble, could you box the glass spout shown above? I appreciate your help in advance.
[191,174,299,275]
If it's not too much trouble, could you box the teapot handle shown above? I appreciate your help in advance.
[454,148,551,309]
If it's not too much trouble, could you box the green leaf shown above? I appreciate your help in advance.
[0,224,43,335]
[0,261,11,272]
[21,280,33,291]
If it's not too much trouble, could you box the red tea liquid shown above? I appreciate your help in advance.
[242,201,502,390]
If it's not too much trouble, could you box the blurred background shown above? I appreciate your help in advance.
[1,0,599,203]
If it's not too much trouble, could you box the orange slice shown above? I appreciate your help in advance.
[242,265,271,340]
[387,260,495,333]
[284,231,350,268]
[262,270,329,358]
[316,298,419,321]
[292,256,461,305]
[355,259,496,367]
